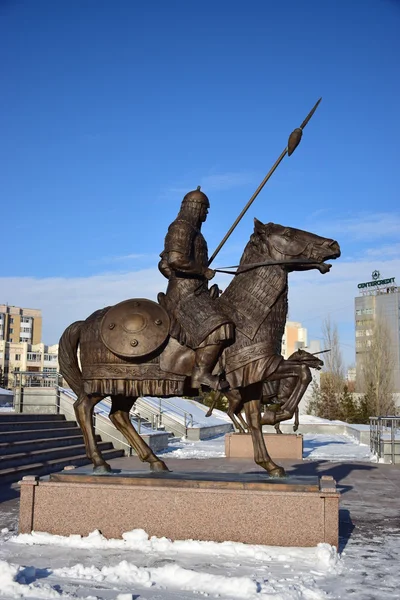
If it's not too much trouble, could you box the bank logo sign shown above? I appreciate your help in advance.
[358,272,395,289]
[372,270,380,281]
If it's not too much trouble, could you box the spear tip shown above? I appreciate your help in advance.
[299,97,322,130]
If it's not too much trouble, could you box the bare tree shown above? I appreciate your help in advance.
[358,317,396,416]
[320,317,345,419]
[307,317,346,420]
[322,316,344,384]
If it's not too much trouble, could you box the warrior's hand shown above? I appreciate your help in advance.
[204,268,216,280]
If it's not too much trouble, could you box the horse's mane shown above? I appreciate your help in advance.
[218,227,288,337]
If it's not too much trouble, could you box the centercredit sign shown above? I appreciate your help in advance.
[358,277,395,289]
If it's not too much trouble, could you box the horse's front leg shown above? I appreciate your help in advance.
[241,384,286,478]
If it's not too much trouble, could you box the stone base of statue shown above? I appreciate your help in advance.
[225,433,303,460]
[19,467,339,548]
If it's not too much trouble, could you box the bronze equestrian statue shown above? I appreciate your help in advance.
[58,99,340,478]
[59,203,340,478]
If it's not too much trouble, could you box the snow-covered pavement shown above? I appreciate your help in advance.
[0,431,398,599]
[0,518,399,600]
[162,431,375,463]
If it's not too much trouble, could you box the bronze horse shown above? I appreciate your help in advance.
[59,220,340,477]
[220,348,324,434]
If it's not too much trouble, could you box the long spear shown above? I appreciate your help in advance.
[208,98,322,266]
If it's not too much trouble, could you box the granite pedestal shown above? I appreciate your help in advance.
[225,432,303,459]
[19,466,339,548]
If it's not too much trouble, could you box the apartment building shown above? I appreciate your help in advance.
[0,341,59,388]
[355,271,400,392]
[281,321,308,358]
[0,304,42,345]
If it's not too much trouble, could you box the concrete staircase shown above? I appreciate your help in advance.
[0,413,124,484]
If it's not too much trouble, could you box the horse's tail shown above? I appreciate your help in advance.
[59,321,84,396]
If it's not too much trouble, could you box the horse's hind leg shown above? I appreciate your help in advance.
[109,395,169,472]
[74,393,110,472]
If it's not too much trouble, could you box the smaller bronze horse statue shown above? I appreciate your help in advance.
[59,220,340,477]
[213,349,323,433]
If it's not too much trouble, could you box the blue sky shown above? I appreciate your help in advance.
[1,0,400,366]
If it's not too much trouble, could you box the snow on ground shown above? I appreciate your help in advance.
[0,387,13,395]
[161,434,227,459]
[161,431,376,462]
[303,433,375,462]
[0,525,345,600]
[0,522,399,600]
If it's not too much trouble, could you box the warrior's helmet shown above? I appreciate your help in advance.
[180,186,210,210]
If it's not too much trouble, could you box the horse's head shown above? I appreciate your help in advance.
[252,219,340,273]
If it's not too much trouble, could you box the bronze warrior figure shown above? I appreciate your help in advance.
[158,187,234,391]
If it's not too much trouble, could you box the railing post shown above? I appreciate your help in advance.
[56,385,60,415]
[391,418,395,464]
[377,417,381,459]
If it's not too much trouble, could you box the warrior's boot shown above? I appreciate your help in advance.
[191,344,229,391]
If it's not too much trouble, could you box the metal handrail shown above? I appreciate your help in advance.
[370,416,400,463]
[100,395,194,431]
[137,396,194,428]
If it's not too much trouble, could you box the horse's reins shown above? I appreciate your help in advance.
[194,258,323,295]
[213,258,322,276]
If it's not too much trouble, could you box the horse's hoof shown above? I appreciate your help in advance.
[93,463,112,474]
[269,466,286,478]
[150,460,170,473]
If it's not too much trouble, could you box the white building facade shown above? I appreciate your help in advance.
[355,271,400,393]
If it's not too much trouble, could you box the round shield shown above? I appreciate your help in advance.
[100,298,170,358]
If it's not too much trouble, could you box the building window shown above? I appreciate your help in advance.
[9,328,13,334]
[10,318,14,324]
[27,352,42,361]
[44,354,57,362]
[14,367,20,372]
[356,308,375,316]
[15,354,21,361]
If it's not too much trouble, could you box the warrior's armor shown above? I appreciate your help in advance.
[159,188,234,389]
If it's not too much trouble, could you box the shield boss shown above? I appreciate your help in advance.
[100,298,170,358]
